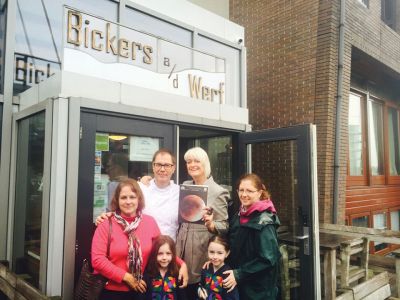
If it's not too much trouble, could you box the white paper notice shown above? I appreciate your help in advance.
[130,136,159,161]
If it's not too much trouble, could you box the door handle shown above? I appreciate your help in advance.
[294,234,309,240]
[297,226,310,255]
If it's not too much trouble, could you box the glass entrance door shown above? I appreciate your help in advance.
[75,112,175,282]
[236,124,320,300]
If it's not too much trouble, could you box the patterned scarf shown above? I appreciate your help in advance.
[239,199,277,224]
[204,271,224,300]
[113,211,143,280]
[151,274,177,299]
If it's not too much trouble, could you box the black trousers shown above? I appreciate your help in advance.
[185,283,198,300]
[100,289,144,300]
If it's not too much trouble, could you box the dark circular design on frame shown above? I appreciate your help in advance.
[180,194,205,222]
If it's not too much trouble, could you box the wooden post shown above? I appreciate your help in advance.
[394,251,400,298]
[340,243,351,287]
[361,237,369,281]
[323,249,337,300]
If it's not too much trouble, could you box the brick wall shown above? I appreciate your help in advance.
[348,0,400,73]
[230,0,339,223]
[230,0,400,224]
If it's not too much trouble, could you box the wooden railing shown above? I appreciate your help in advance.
[0,262,61,300]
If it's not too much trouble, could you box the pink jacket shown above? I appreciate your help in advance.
[91,214,160,291]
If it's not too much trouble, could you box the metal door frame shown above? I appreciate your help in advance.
[235,124,320,300]
[74,110,176,284]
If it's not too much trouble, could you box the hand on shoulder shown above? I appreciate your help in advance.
[140,175,152,186]
[95,211,113,226]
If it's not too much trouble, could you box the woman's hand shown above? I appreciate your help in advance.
[95,212,112,226]
[178,262,189,288]
[140,175,152,186]
[222,270,237,292]
[202,207,216,233]
[123,273,147,293]
[202,260,211,269]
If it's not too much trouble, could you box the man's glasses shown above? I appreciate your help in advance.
[153,163,174,170]
[237,189,259,195]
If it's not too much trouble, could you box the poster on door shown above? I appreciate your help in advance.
[129,136,159,162]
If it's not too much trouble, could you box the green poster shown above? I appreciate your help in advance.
[96,133,109,151]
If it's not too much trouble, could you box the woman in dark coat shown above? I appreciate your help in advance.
[223,173,280,300]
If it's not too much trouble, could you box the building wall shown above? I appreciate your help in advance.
[348,0,400,74]
[230,0,341,223]
[188,0,229,19]
[344,0,400,244]
[230,0,400,224]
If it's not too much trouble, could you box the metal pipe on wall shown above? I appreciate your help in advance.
[333,0,346,224]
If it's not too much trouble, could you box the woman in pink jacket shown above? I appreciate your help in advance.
[91,178,160,300]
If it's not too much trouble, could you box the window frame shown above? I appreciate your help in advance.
[381,0,397,29]
[347,91,400,187]
[389,207,400,230]
[386,103,400,184]
[388,207,400,251]
[371,210,390,254]
[347,92,368,186]
[349,212,371,227]
[357,0,369,8]
[367,96,385,185]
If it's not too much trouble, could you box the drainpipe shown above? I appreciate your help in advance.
[333,0,346,224]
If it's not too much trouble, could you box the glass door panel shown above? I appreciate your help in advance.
[251,140,301,299]
[237,124,319,300]
[75,112,174,284]
[197,136,232,190]
[178,127,233,190]
[93,132,161,222]
[250,141,298,229]
[13,111,46,288]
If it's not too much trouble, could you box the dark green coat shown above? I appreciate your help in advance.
[229,210,280,300]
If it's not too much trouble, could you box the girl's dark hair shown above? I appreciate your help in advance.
[237,173,271,199]
[208,235,230,252]
[146,235,179,278]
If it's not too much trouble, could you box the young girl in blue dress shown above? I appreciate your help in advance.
[197,236,239,300]
[144,235,187,300]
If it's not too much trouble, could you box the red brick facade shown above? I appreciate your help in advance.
[230,0,400,225]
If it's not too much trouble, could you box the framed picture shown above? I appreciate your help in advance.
[179,184,208,224]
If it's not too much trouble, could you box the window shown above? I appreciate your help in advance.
[13,111,46,288]
[358,0,369,8]
[348,94,364,177]
[14,0,118,95]
[373,212,388,252]
[368,100,384,176]
[124,6,192,47]
[93,132,161,222]
[388,108,400,176]
[347,92,390,185]
[196,35,241,107]
[351,215,369,227]
[381,0,396,29]
[390,210,400,231]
